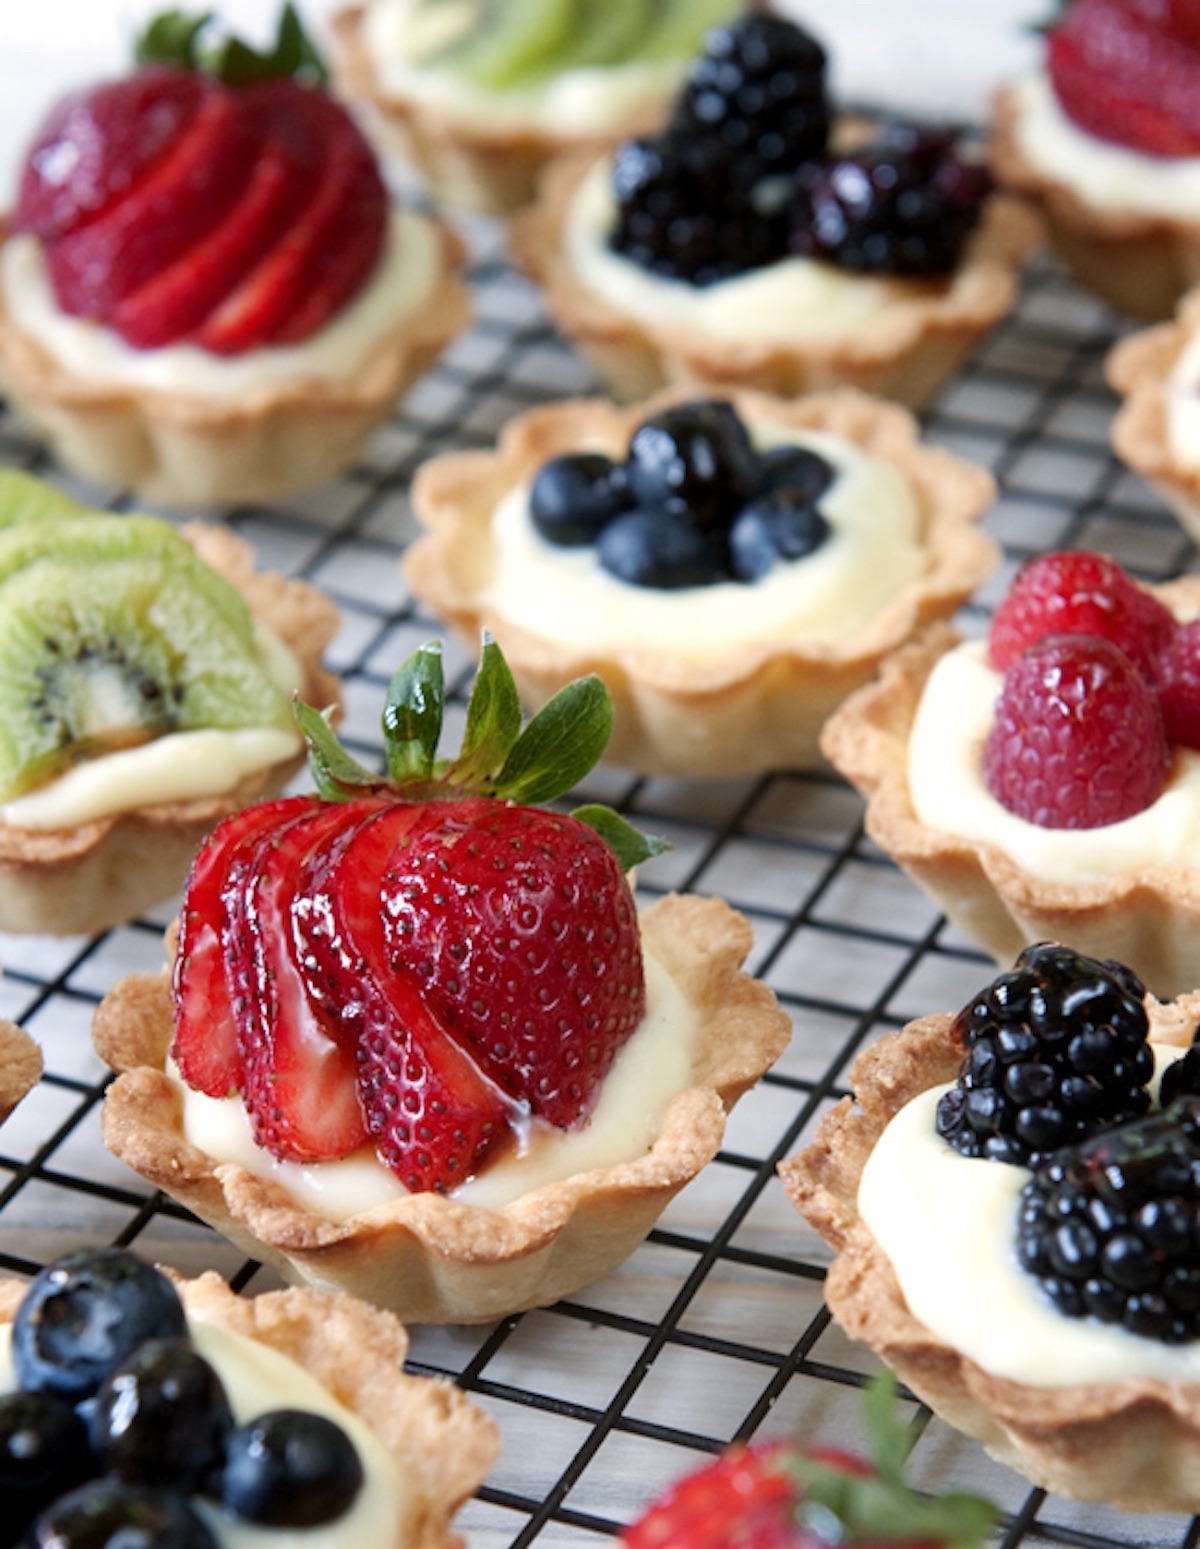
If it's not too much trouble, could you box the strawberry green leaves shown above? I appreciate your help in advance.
[295,634,668,871]
[136,4,328,87]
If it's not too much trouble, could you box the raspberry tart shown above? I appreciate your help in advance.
[781,944,1200,1512]
[0,467,339,936]
[0,1244,498,1546]
[0,6,469,507]
[991,0,1200,318]
[331,0,742,216]
[821,549,1200,999]
[93,637,791,1323]
[406,387,997,779]
[509,14,1037,407]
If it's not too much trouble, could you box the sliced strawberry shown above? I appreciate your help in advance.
[45,84,255,320]
[381,797,645,1131]
[297,804,514,1193]
[14,66,208,242]
[171,794,315,1099]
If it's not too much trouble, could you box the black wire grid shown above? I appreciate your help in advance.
[0,220,1194,1549]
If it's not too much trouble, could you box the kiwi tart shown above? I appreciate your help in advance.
[331,0,742,216]
[0,470,340,936]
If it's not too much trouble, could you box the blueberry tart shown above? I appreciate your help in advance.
[781,945,1200,1512]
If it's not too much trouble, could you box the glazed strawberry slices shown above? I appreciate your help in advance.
[171,637,666,1194]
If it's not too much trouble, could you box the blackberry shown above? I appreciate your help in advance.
[670,14,831,183]
[788,124,993,277]
[935,943,1154,1166]
[1017,1098,1200,1343]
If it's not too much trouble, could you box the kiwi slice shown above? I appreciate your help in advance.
[0,556,291,802]
[417,0,575,89]
[545,0,655,72]
[0,470,87,529]
[639,0,741,61]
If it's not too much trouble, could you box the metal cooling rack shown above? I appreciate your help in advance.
[0,221,1194,1549]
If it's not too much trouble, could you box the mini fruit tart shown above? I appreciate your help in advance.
[0,1018,41,1123]
[330,0,743,217]
[0,1244,498,1545]
[509,14,1037,407]
[406,387,997,779]
[991,0,1200,319]
[93,638,791,1324]
[781,944,1200,1512]
[0,6,469,508]
[821,549,1200,999]
[0,468,339,937]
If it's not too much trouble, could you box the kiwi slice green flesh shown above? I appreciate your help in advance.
[0,471,87,529]
[423,0,575,89]
[543,0,655,73]
[0,557,291,803]
[639,0,741,61]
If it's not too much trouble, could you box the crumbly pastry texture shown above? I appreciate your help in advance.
[991,85,1200,321]
[508,149,1039,408]
[0,217,470,508]
[779,992,1200,1512]
[406,386,998,779]
[820,600,1200,1001]
[0,524,340,937]
[0,1268,499,1549]
[0,1019,41,1123]
[93,893,789,1324]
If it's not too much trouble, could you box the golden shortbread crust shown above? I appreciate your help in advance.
[406,386,998,778]
[94,893,790,1324]
[0,1019,41,1123]
[779,992,1200,1512]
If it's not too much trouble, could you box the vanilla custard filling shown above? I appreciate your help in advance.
[179,946,699,1217]
[362,0,687,133]
[907,638,1200,884]
[481,424,924,657]
[0,624,305,832]
[566,158,900,342]
[0,208,441,398]
[857,1046,1200,1387]
[0,1319,410,1549]
[1009,71,1200,218]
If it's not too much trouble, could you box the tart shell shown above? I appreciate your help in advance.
[0,524,340,937]
[93,893,790,1325]
[0,1018,41,1123]
[406,386,998,779]
[508,150,1039,408]
[0,1268,498,1548]
[820,605,1200,1001]
[778,991,1200,1512]
[0,218,470,508]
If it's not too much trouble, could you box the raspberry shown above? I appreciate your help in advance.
[988,551,1177,677]
[1157,618,1200,748]
[981,634,1170,829]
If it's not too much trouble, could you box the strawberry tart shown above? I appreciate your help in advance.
[821,549,1200,999]
[405,387,997,779]
[782,943,1200,1512]
[991,0,1200,318]
[93,638,791,1323]
[0,7,469,507]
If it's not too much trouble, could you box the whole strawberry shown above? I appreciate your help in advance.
[622,1377,996,1549]
[172,636,666,1194]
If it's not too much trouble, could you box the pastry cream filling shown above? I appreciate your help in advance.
[0,1319,410,1549]
[907,638,1200,884]
[481,424,924,657]
[179,945,699,1217]
[0,208,441,398]
[0,625,305,832]
[565,158,901,342]
[1009,71,1200,217]
[857,1047,1200,1387]
[362,0,687,133]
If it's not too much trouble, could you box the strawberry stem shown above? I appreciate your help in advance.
[136,4,329,86]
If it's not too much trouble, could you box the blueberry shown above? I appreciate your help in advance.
[0,1390,95,1537]
[23,1478,217,1549]
[729,489,831,582]
[219,1410,363,1527]
[528,453,629,546]
[13,1248,187,1403]
[88,1338,234,1493]
[624,401,757,529]
[597,509,727,589]
[754,444,835,504]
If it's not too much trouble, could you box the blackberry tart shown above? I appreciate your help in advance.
[781,946,1200,1512]
[509,14,1037,407]
[405,386,997,779]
